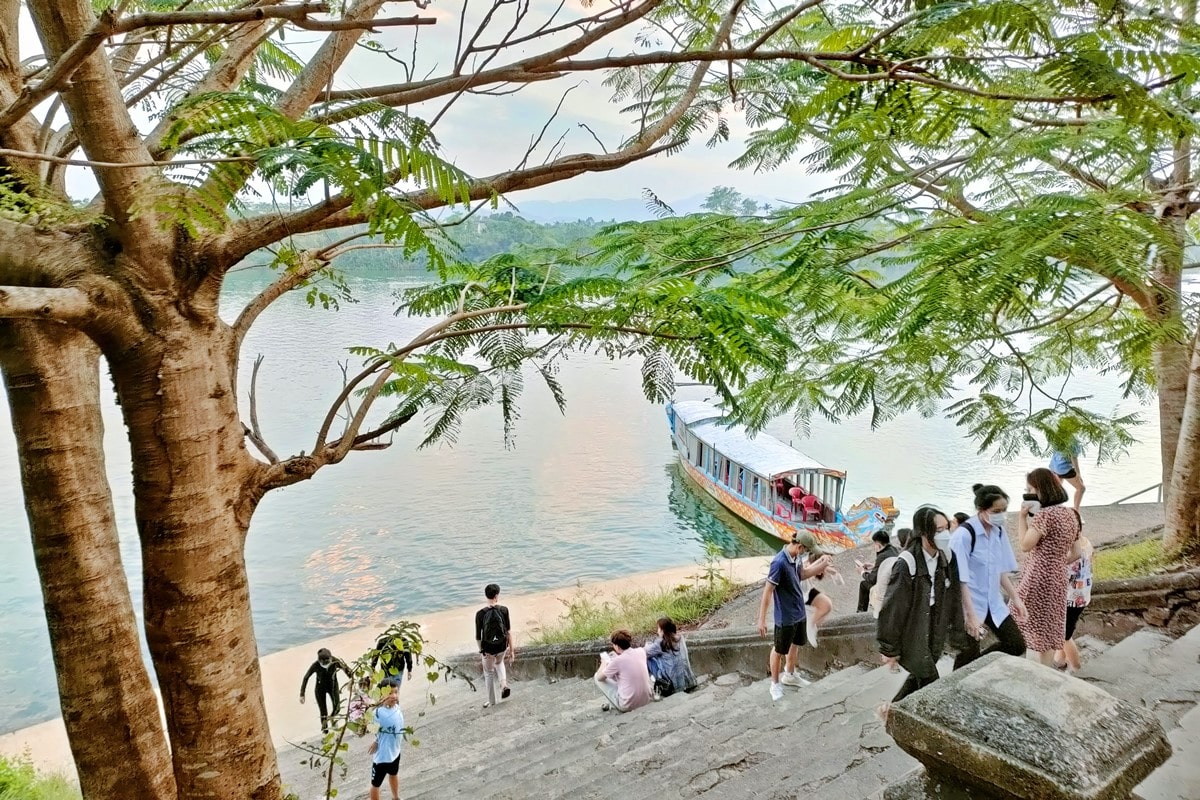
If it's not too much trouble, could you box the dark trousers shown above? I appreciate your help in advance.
[952,613,1026,671]
[892,672,938,703]
[315,687,340,730]
[857,579,872,613]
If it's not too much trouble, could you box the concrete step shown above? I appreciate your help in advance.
[1135,704,1200,800]
[1080,623,1200,731]
[403,661,881,799]
[546,665,903,800]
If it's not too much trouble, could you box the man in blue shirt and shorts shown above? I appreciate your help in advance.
[368,683,405,800]
[757,531,832,701]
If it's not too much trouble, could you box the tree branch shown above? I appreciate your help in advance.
[243,354,280,464]
[0,146,257,169]
[216,138,683,265]
[315,0,666,111]
[231,251,328,355]
[0,285,93,324]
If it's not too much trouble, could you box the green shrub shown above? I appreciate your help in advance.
[0,754,78,800]
[531,581,739,645]
[1092,538,1174,582]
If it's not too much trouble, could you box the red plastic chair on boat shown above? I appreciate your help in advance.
[788,486,806,514]
[800,494,824,522]
[775,503,792,519]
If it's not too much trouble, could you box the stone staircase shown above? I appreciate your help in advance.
[277,624,1200,800]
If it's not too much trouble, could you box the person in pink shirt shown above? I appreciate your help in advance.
[593,629,653,713]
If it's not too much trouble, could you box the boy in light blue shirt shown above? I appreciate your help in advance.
[368,684,405,800]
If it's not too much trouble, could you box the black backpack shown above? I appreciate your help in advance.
[481,606,507,649]
[962,509,1082,554]
[962,520,979,554]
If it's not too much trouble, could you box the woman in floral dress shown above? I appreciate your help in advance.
[1014,467,1082,666]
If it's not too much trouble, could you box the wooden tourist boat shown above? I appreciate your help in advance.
[666,400,897,553]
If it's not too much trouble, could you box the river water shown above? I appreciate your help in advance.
[0,270,1168,732]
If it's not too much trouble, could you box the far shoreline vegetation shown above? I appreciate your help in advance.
[230,186,780,277]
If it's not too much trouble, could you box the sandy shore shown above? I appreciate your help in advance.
[0,556,771,780]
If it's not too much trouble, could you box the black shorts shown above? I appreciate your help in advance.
[1065,605,1086,641]
[806,588,822,606]
[773,622,808,655]
[1057,468,1078,480]
[371,755,400,787]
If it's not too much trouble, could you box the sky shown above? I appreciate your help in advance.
[21,1,833,209]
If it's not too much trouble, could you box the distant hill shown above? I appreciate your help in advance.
[504,192,776,223]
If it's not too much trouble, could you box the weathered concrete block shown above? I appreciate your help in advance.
[1144,606,1172,627]
[886,653,1172,800]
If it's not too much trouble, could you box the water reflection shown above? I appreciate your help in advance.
[665,463,777,558]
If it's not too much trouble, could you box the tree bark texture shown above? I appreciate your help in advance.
[105,311,279,800]
[1164,328,1200,555]
[1150,207,1190,501]
[0,320,175,800]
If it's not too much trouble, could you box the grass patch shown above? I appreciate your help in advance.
[531,581,741,646]
[0,754,78,800]
[1093,538,1175,581]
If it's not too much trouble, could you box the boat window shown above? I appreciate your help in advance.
[695,440,704,468]
[737,467,745,495]
[722,459,731,486]
[751,476,760,505]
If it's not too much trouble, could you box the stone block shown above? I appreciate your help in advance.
[1166,606,1200,636]
[1144,607,1172,627]
[886,653,1172,800]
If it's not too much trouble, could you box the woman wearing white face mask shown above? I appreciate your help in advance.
[876,506,967,713]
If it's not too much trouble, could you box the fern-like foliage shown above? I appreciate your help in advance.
[548,0,1198,464]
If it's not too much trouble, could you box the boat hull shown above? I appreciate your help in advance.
[674,451,889,554]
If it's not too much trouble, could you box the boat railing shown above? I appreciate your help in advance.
[1109,482,1162,505]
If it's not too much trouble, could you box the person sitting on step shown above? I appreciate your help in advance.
[644,617,697,697]
[594,629,653,713]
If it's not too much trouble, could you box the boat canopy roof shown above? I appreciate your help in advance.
[669,399,832,478]
[671,400,725,426]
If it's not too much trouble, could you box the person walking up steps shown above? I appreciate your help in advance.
[857,530,898,613]
[371,631,414,688]
[368,683,405,800]
[1057,534,1094,672]
[475,583,515,708]
[876,506,966,720]
[1049,443,1086,511]
[299,647,352,734]
[757,532,832,701]
[1014,468,1083,667]
[951,484,1028,670]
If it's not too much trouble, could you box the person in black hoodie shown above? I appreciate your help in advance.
[856,531,899,612]
[876,506,967,715]
[371,633,414,687]
[300,647,353,733]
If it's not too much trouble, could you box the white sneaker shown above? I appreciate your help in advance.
[780,672,809,688]
[769,682,784,702]
[806,615,819,648]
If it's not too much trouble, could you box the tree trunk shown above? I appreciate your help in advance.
[1154,336,1190,495]
[1163,327,1200,555]
[0,320,175,800]
[1150,199,1191,502]
[105,312,280,800]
